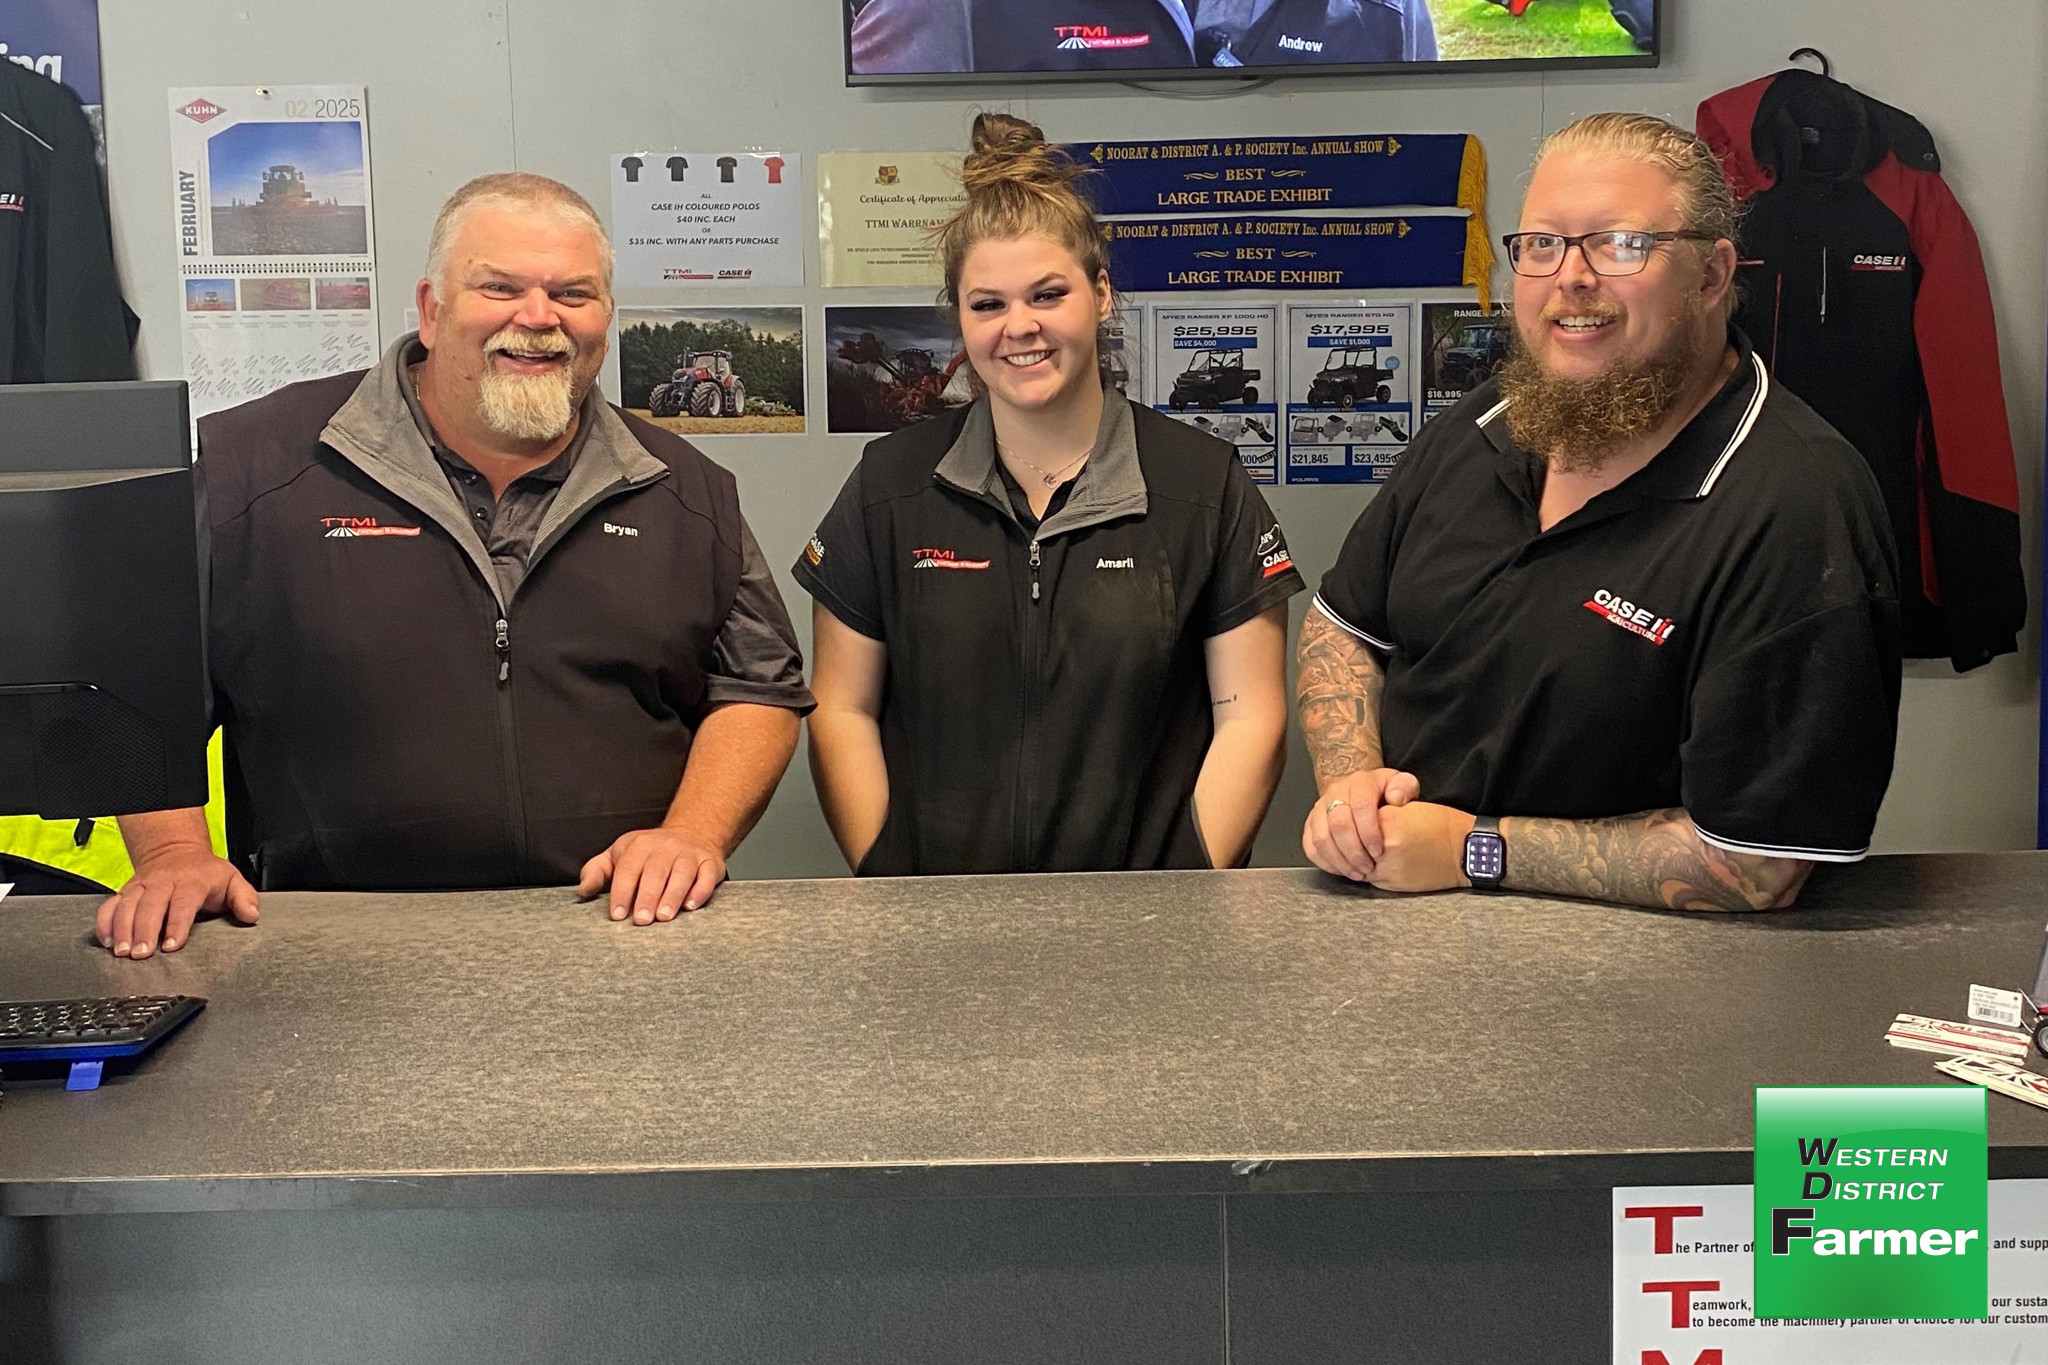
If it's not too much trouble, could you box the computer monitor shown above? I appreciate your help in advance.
[0,381,209,819]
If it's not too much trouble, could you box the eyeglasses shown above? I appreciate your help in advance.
[1501,229,1720,278]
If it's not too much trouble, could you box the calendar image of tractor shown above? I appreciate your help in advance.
[206,121,368,256]
[618,307,806,435]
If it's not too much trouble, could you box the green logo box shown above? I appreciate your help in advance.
[1754,1086,1988,1319]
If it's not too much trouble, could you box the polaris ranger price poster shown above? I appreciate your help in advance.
[1420,302,1511,425]
[1614,1182,2048,1363]
[168,86,379,418]
[1283,304,1413,485]
[1146,305,1279,486]
[610,151,803,288]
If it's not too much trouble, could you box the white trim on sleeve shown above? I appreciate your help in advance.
[1312,594,1395,653]
[1693,822,1868,864]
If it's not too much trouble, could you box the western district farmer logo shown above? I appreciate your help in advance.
[1755,1086,1988,1318]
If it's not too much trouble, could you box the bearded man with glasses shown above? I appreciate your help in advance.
[1297,112,1901,912]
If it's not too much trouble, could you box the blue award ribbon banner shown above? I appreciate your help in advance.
[1070,133,1492,301]
[1105,216,1469,295]
[1067,134,1477,215]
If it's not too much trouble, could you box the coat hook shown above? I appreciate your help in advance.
[1788,47,1832,78]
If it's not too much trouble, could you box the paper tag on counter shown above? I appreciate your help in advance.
[1969,983,2027,1029]
[1886,1012,2032,1061]
[1935,1054,2048,1111]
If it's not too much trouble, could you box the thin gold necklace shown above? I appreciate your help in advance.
[997,439,1091,489]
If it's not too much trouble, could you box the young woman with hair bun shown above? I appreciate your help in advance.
[793,113,1303,876]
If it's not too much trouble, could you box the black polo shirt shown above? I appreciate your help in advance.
[795,395,1304,875]
[1316,335,1902,861]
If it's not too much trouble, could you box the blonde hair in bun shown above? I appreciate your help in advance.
[936,112,1114,310]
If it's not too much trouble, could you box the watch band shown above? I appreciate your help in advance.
[1464,814,1506,891]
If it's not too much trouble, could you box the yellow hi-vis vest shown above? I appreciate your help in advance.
[0,732,228,891]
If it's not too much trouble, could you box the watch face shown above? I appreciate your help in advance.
[1464,832,1505,882]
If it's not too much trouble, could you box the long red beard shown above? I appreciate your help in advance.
[1497,302,1708,474]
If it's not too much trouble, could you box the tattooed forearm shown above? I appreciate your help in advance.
[1500,808,1813,912]
[1296,609,1386,788]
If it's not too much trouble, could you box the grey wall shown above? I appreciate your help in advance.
[95,0,2048,875]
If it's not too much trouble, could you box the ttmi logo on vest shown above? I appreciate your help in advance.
[1277,34,1324,52]
[911,546,991,570]
[322,516,420,538]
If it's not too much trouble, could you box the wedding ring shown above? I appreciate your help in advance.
[1328,799,1347,811]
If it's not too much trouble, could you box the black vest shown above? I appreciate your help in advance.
[200,373,745,889]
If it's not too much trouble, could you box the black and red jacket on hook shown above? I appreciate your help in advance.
[1698,70,2024,672]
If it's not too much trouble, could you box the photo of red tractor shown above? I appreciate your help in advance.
[647,349,748,419]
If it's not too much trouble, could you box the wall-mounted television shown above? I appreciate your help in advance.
[846,0,1658,84]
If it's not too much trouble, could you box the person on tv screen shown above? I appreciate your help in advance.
[794,114,1303,875]
[1298,113,1901,912]
[850,0,1436,75]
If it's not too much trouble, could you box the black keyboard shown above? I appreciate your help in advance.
[0,995,206,1064]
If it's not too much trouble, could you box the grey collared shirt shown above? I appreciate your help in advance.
[398,343,812,711]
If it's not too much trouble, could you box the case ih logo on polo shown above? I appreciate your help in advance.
[1054,24,1151,49]
[321,516,421,539]
[910,546,990,570]
[1850,254,1907,272]
[1584,587,1675,645]
[0,193,23,214]
[1257,525,1294,578]
[177,98,225,124]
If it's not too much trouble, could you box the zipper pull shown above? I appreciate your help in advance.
[1029,540,1041,602]
[495,616,510,682]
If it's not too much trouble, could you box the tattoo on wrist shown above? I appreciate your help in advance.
[1502,808,1811,912]
[1211,693,1239,708]
[1297,611,1385,786]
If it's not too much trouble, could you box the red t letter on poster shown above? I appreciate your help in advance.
[1642,1280,1718,1329]
[1624,1205,1705,1253]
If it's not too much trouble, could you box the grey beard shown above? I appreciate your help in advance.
[476,364,577,442]
[1496,325,1702,475]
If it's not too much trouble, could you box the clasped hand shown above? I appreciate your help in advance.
[1303,769,1475,892]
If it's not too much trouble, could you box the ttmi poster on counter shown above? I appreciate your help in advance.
[1613,1181,2048,1364]
[1283,303,1413,485]
[1146,304,1278,486]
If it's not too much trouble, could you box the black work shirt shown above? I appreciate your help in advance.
[1316,335,1902,861]
[795,396,1304,875]
[394,342,804,705]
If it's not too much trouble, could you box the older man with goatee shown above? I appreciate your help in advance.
[1298,113,1901,912]
[96,173,813,959]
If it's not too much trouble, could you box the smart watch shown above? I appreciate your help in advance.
[1463,814,1506,891]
